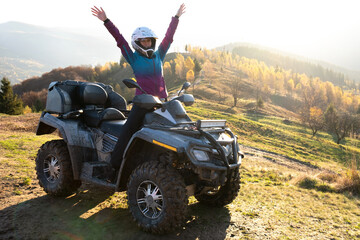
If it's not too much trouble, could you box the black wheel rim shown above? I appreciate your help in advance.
[43,154,60,183]
[136,180,164,219]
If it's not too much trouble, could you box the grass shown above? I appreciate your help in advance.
[0,119,58,187]
[1,107,360,238]
[22,176,32,186]
[233,178,360,239]
[187,100,360,171]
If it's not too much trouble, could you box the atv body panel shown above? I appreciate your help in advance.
[35,79,244,233]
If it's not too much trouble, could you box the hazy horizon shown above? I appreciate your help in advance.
[2,0,360,71]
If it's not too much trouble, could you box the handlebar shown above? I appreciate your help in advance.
[62,109,83,119]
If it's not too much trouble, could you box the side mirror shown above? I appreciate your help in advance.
[178,82,191,96]
[176,94,194,106]
[122,79,147,94]
[183,82,191,90]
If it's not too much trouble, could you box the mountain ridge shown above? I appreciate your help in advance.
[1,21,359,85]
[0,21,119,84]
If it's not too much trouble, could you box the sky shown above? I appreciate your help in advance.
[2,0,360,70]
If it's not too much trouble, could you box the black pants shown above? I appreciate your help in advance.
[110,105,149,169]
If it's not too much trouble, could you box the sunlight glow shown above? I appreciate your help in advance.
[1,0,359,70]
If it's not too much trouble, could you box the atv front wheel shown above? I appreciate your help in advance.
[127,160,187,234]
[35,140,81,196]
[195,167,240,207]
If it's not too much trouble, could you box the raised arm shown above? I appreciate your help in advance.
[91,6,134,64]
[158,4,186,60]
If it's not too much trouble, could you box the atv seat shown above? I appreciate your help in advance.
[80,83,126,127]
[83,107,126,127]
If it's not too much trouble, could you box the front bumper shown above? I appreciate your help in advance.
[184,128,243,184]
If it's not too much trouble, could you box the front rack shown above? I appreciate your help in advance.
[196,119,226,129]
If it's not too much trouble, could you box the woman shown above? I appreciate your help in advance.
[92,4,186,169]
[91,4,186,99]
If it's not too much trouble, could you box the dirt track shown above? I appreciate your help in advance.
[0,146,327,240]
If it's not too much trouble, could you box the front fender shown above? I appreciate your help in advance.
[115,127,241,191]
[125,128,191,155]
[115,127,200,191]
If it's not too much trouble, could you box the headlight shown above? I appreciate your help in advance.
[192,149,210,161]
[223,144,231,156]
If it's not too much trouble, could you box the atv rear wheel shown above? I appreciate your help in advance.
[127,160,187,234]
[35,140,81,196]
[195,167,240,207]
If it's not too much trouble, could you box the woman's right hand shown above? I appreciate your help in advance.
[91,6,107,21]
[176,3,186,18]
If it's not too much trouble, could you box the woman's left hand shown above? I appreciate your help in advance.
[176,3,186,18]
[91,6,107,21]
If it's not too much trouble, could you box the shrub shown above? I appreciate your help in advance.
[297,176,318,189]
[336,168,360,195]
[293,174,334,193]
[23,105,32,114]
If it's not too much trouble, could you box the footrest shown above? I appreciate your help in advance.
[80,162,116,189]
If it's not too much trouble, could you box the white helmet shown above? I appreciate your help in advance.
[131,27,158,58]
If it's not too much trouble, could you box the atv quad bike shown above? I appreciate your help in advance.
[35,79,244,233]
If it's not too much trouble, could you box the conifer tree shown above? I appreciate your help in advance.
[0,77,23,115]
[194,58,202,78]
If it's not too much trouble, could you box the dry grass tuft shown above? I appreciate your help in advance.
[0,113,40,132]
[293,165,360,196]
[292,173,334,193]
[336,163,360,195]
[316,171,339,183]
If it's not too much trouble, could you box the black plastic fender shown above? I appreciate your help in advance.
[115,127,192,191]
[35,112,97,180]
[115,127,242,191]
[36,112,67,142]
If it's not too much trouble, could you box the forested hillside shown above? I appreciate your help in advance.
[220,43,360,84]
[11,45,360,143]
[232,46,347,86]
[3,45,360,240]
